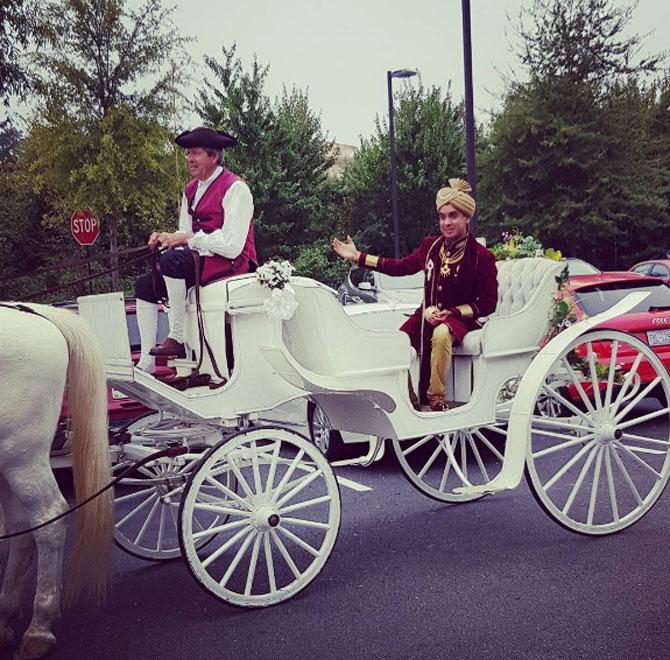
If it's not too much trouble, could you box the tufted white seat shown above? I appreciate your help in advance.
[453,258,564,358]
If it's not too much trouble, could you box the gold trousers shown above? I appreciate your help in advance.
[427,324,453,398]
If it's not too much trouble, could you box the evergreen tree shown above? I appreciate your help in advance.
[196,45,336,262]
[514,0,661,87]
[644,75,670,260]
[479,0,668,268]
[0,151,52,297]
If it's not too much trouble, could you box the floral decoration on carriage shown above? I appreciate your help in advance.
[256,258,299,320]
[491,229,570,343]
[490,229,563,262]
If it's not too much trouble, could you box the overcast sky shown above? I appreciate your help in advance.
[163,0,668,145]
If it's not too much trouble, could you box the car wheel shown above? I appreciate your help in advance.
[307,401,345,461]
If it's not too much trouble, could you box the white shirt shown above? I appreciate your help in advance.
[177,166,254,258]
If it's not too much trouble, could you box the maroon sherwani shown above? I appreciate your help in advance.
[185,168,257,285]
[357,232,498,401]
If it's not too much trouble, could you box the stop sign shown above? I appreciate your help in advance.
[71,209,100,246]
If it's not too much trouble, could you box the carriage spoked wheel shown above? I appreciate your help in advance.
[113,412,226,561]
[392,420,507,503]
[525,330,670,535]
[179,427,341,607]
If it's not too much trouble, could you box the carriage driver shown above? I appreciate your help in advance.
[134,127,257,374]
[333,178,498,411]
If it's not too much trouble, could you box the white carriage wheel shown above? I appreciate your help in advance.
[113,452,225,561]
[525,330,670,535]
[179,427,341,607]
[392,421,507,503]
[113,413,225,561]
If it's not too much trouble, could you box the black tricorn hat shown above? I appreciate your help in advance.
[174,126,238,149]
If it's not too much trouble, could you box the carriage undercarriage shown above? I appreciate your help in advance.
[72,259,670,607]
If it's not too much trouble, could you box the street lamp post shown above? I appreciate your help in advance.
[387,68,417,258]
[461,0,477,233]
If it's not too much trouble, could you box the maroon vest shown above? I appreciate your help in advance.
[185,168,257,285]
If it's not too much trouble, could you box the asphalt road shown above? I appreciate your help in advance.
[7,427,670,660]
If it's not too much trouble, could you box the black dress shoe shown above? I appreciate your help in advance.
[149,338,186,358]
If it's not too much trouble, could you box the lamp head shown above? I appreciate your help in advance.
[390,69,418,79]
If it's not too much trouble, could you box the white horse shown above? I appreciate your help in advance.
[0,303,112,659]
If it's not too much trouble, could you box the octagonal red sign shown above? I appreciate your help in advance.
[71,209,100,246]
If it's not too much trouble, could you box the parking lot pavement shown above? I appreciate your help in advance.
[15,434,670,660]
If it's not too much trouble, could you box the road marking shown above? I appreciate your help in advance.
[336,476,372,492]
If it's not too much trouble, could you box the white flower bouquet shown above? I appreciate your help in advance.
[256,259,295,290]
[256,259,299,320]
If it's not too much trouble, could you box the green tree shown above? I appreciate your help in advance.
[514,0,661,87]
[196,45,336,263]
[0,121,21,161]
[26,106,176,242]
[479,0,668,268]
[590,78,668,266]
[0,154,53,298]
[18,0,186,294]
[340,82,466,256]
[293,239,350,289]
[35,0,185,119]
[0,0,40,105]
[644,75,670,259]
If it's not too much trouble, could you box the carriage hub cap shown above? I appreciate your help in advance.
[595,423,622,445]
[252,506,280,530]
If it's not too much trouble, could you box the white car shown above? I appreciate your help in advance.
[338,266,423,305]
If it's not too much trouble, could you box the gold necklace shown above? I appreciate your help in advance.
[438,243,465,277]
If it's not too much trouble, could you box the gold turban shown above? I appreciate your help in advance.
[435,178,476,217]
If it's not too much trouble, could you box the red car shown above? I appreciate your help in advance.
[565,272,670,396]
[53,300,174,451]
[629,259,670,285]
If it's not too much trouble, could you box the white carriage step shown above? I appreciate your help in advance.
[335,476,372,493]
[453,479,517,497]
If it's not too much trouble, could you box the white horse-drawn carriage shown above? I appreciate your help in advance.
[2,256,669,657]
[78,256,670,606]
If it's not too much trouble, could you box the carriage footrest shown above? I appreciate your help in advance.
[453,478,517,497]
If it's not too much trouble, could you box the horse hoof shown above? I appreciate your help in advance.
[13,634,55,660]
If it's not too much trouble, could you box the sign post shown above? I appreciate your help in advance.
[71,209,100,294]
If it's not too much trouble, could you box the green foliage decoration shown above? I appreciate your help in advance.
[490,229,563,261]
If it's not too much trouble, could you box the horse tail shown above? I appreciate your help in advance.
[32,304,113,604]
